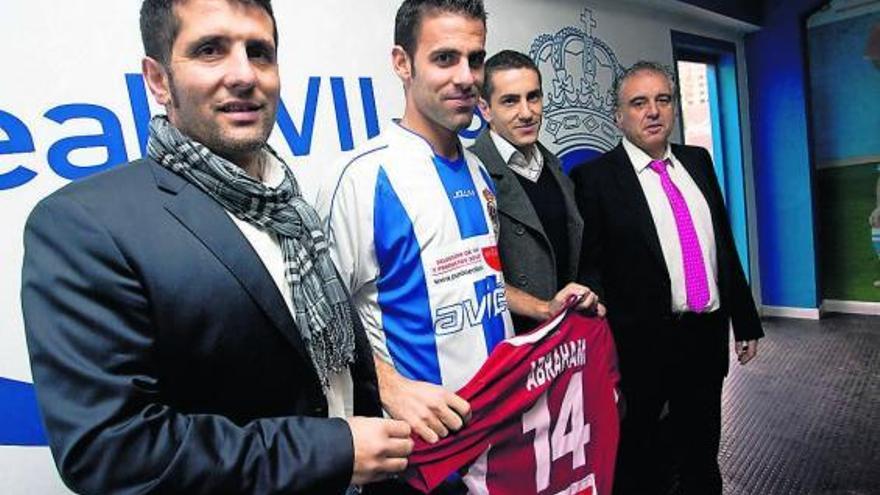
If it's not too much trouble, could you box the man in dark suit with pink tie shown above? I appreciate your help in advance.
[571,61,764,495]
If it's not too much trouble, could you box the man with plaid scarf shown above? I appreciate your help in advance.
[20,1,411,493]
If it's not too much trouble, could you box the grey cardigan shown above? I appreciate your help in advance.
[469,130,584,327]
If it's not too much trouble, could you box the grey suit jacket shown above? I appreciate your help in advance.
[21,159,385,495]
[469,130,583,330]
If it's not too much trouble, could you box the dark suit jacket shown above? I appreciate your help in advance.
[469,130,583,330]
[21,159,383,495]
[571,143,763,380]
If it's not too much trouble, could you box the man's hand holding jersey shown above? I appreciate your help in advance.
[374,358,472,444]
[507,282,605,321]
[549,282,606,317]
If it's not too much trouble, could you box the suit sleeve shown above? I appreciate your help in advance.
[21,195,355,495]
[695,148,764,341]
[571,162,606,300]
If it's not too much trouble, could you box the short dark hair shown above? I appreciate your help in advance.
[394,0,487,60]
[140,0,278,66]
[481,49,541,101]
[613,60,677,111]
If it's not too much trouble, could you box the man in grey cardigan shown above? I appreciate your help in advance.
[470,50,603,332]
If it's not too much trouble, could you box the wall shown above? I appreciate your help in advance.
[0,0,752,491]
[745,0,825,311]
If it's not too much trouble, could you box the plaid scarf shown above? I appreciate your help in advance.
[147,115,355,390]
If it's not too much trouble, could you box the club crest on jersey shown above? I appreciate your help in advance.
[482,188,499,236]
[481,245,502,272]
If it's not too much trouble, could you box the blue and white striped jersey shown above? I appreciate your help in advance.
[315,122,514,391]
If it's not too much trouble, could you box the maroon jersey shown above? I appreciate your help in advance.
[404,306,620,494]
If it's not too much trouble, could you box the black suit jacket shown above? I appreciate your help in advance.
[571,143,763,379]
[21,159,382,494]
[469,130,583,330]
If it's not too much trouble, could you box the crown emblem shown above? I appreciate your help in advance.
[529,9,624,156]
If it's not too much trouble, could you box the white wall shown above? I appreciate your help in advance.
[0,1,751,492]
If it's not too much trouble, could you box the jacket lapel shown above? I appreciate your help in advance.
[674,144,718,210]
[473,131,546,235]
[151,162,313,365]
[609,144,667,272]
[673,145,729,267]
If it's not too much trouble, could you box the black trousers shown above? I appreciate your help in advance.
[612,311,726,495]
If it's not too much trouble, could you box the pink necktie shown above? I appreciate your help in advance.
[648,159,709,312]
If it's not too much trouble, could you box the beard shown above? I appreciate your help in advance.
[166,73,276,163]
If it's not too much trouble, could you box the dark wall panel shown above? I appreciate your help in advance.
[680,0,763,25]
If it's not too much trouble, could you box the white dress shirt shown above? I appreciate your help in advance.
[227,153,354,418]
[621,137,720,313]
[490,130,544,182]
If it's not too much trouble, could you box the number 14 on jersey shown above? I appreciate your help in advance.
[523,371,598,494]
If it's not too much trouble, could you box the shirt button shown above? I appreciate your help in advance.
[518,274,529,286]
